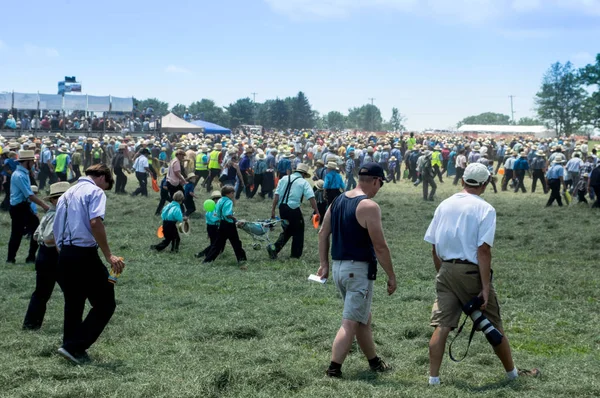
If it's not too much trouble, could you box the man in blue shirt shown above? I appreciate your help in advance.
[546,155,566,207]
[268,163,319,260]
[236,147,253,200]
[39,142,57,190]
[390,144,402,181]
[345,151,357,191]
[277,153,293,179]
[7,150,49,264]
[512,152,530,193]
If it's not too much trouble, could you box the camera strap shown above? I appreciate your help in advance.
[448,314,478,363]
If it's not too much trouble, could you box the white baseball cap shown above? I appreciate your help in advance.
[463,163,490,186]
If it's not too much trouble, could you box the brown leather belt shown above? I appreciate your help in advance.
[444,259,477,266]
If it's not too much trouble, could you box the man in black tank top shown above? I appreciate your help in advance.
[315,162,397,378]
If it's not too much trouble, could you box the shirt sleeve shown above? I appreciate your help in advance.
[303,180,315,200]
[88,190,107,220]
[275,178,285,196]
[423,209,439,244]
[477,208,496,247]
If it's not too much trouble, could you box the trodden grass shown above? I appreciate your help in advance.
[0,175,599,398]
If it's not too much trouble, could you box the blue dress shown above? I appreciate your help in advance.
[447,151,457,177]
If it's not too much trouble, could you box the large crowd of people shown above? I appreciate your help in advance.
[1,128,598,381]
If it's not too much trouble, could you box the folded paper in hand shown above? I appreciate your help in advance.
[308,274,327,284]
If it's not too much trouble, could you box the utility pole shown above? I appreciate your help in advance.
[251,92,258,125]
[509,95,515,123]
[368,97,375,106]
[251,92,258,103]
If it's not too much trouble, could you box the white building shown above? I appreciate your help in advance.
[457,124,555,138]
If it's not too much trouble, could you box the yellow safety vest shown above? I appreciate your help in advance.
[432,151,442,167]
[208,150,220,169]
[196,153,208,171]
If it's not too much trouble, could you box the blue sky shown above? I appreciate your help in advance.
[0,0,598,129]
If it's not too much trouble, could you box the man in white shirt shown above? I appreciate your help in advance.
[501,150,517,191]
[423,163,538,386]
[132,148,151,197]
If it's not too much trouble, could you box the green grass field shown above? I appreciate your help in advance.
[1,174,599,398]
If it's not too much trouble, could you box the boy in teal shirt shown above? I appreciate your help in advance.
[152,191,186,253]
[203,186,247,267]
[195,191,222,258]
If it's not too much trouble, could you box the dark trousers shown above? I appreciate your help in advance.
[592,186,600,208]
[68,165,81,184]
[250,174,266,198]
[531,169,547,193]
[326,189,342,208]
[195,169,209,187]
[197,224,219,256]
[56,171,68,182]
[114,167,127,193]
[155,188,170,215]
[514,169,526,193]
[546,179,563,207]
[7,202,39,262]
[577,190,588,203]
[57,245,116,354]
[273,204,305,258]
[1,179,11,211]
[204,222,247,262]
[453,167,465,185]
[235,172,251,199]
[23,245,59,329]
[501,169,514,191]
[205,168,221,192]
[155,221,180,251]
[167,182,183,200]
[38,164,56,190]
[317,201,327,226]
[433,164,444,183]
[133,172,148,196]
[423,176,437,200]
[409,165,418,182]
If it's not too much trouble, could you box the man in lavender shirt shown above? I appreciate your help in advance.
[53,164,125,364]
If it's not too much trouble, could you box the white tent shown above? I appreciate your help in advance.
[160,113,203,133]
[458,124,555,137]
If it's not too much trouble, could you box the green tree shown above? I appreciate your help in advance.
[134,98,169,116]
[171,104,186,117]
[188,99,229,127]
[579,54,600,129]
[516,117,543,126]
[347,104,382,131]
[270,98,290,130]
[289,91,314,129]
[226,98,255,128]
[326,111,346,130]
[390,107,406,131]
[535,61,586,136]
[457,112,511,127]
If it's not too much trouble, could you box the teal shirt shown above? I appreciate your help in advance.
[161,202,183,222]
[215,196,235,223]
[275,172,315,210]
[205,211,220,225]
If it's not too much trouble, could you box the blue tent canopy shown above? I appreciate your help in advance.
[191,120,231,134]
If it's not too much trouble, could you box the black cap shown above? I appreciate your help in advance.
[358,162,385,179]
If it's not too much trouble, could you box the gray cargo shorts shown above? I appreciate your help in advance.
[333,260,374,324]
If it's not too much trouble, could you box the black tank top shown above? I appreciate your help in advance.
[330,194,375,263]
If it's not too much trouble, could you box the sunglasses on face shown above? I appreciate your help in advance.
[376,177,384,187]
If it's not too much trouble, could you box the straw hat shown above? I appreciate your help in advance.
[326,161,339,171]
[18,150,35,161]
[552,155,566,164]
[45,182,70,200]
[536,150,545,157]
[58,145,68,153]
[177,220,191,235]
[315,159,325,166]
[214,143,223,150]
[295,163,310,176]
[211,191,221,199]
[519,152,527,157]
[314,179,324,190]
[31,185,39,194]
[186,173,197,181]
[257,153,266,160]
[390,156,397,161]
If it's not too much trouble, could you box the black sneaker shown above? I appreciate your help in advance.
[370,358,391,372]
[58,347,82,365]
[326,367,342,378]
[266,244,277,260]
[194,251,206,258]
[6,259,16,265]
[25,256,36,264]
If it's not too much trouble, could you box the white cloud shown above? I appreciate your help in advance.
[265,0,600,22]
[165,65,191,74]
[24,43,59,57]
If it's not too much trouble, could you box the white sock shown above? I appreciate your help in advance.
[506,368,518,380]
[429,376,441,385]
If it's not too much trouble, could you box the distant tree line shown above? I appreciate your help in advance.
[133,92,407,132]
[457,53,600,136]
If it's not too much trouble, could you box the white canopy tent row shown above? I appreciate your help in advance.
[457,124,556,138]
[0,92,133,113]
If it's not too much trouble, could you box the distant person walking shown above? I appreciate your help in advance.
[316,162,396,378]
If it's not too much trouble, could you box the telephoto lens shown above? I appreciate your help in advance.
[462,296,504,347]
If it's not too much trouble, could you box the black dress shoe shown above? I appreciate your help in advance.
[25,256,36,264]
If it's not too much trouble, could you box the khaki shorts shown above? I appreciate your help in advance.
[430,262,503,330]
[333,260,374,324]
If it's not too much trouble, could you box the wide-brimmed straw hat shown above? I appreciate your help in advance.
[177,220,191,235]
[211,191,221,199]
[326,161,339,170]
[45,182,70,200]
[314,179,324,190]
[296,163,311,176]
[18,150,35,161]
